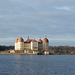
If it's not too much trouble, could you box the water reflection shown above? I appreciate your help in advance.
[13,55,49,75]
[0,55,75,75]
[14,55,22,75]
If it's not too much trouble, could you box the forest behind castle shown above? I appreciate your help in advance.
[0,45,75,53]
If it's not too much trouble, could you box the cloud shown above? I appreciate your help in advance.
[54,6,75,13]
[50,40,75,46]
[0,37,15,46]
[0,33,75,46]
[0,0,75,46]
[55,6,70,11]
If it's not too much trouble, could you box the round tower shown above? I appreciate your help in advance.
[18,37,24,50]
[38,39,42,43]
[43,37,49,50]
[15,38,18,50]
[38,38,43,50]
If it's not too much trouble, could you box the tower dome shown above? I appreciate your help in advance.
[38,39,42,43]
[18,37,24,42]
[31,39,37,42]
[43,38,49,43]
[15,39,18,43]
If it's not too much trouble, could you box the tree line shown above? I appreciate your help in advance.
[0,45,14,51]
[49,46,75,53]
[0,45,75,53]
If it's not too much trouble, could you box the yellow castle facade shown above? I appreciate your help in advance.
[15,37,49,51]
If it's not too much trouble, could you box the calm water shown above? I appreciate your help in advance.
[0,55,75,75]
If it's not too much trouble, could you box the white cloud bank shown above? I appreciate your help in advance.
[0,0,75,46]
[54,6,75,12]
[55,6,70,11]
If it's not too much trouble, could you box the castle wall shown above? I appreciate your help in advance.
[18,42,24,50]
[15,43,18,50]
[43,43,49,50]
[38,43,43,50]
[31,42,38,50]
[24,43,31,50]
[15,37,49,51]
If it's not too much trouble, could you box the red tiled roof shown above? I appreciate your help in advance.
[71,51,75,52]
[25,39,33,43]
[18,37,24,42]
[31,39,37,42]
[43,38,49,43]
[38,39,42,43]
[15,39,18,43]
[33,50,37,52]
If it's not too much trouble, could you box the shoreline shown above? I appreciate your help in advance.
[0,53,34,55]
[0,53,75,55]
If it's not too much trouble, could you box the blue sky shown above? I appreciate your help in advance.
[0,0,75,46]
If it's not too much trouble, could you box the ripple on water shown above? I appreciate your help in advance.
[0,55,75,75]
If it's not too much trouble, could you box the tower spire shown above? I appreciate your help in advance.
[20,35,22,38]
[28,35,29,39]
[39,37,41,39]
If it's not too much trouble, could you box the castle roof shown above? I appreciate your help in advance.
[15,39,18,43]
[25,39,33,43]
[38,39,42,43]
[31,39,37,42]
[33,50,38,52]
[43,38,49,43]
[18,37,24,42]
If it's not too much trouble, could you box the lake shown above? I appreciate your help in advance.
[0,55,75,75]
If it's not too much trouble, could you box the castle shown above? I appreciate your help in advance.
[15,36,49,52]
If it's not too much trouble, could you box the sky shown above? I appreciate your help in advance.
[0,0,75,46]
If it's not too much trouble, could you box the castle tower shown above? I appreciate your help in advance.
[17,37,24,50]
[15,38,18,50]
[38,37,43,50]
[43,36,49,50]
